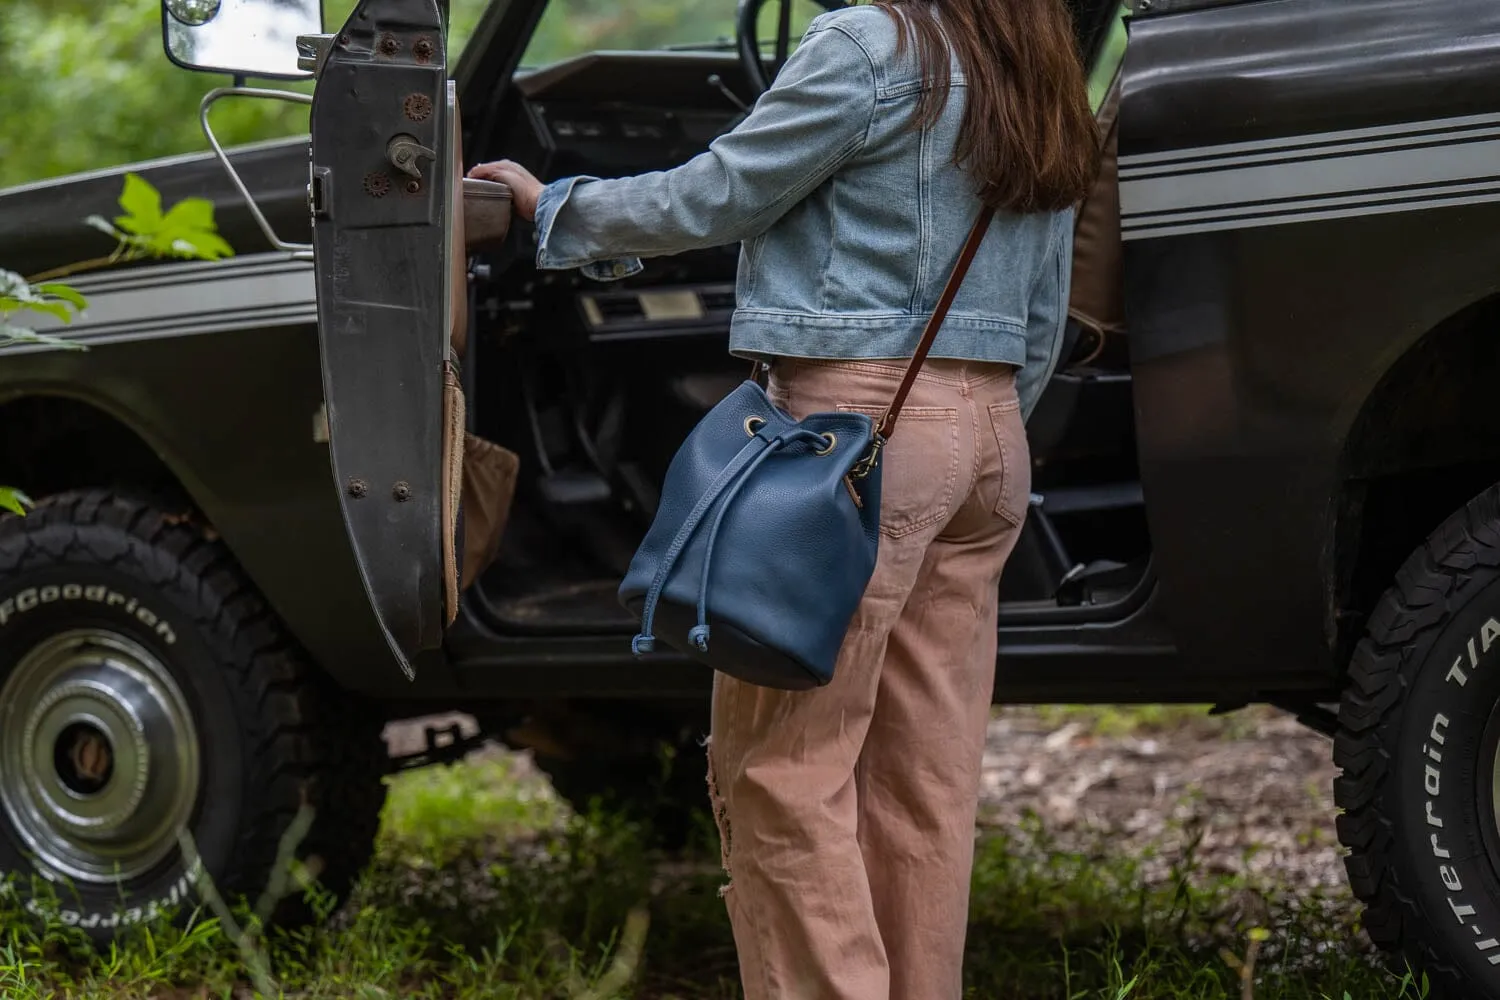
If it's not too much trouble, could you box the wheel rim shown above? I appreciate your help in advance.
[0,629,200,884]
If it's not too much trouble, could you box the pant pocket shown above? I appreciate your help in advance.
[839,404,959,538]
[988,400,1031,526]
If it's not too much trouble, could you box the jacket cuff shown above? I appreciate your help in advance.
[534,176,644,281]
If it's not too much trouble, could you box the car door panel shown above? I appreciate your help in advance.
[310,0,457,679]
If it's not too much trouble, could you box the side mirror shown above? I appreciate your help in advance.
[162,0,324,80]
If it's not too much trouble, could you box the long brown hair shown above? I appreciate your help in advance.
[875,0,1101,214]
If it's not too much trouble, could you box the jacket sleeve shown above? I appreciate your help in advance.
[532,16,877,280]
[1016,212,1075,423]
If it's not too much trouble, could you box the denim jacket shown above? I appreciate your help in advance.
[533,5,1074,420]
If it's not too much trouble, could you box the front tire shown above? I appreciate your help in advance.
[1337,484,1500,999]
[0,491,387,937]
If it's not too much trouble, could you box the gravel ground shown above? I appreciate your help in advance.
[976,707,1343,896]
[382,704,1343,895]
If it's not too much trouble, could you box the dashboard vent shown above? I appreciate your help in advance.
[579,283,736,342]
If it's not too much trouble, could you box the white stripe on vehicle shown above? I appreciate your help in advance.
[7,252,315,353]
[1119,111,1500,241]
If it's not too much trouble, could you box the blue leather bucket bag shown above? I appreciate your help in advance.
[619,210,995,690]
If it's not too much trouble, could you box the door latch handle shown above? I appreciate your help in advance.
[387,134,437,179]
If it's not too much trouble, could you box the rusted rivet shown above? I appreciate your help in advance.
[403,93,433,122]
[378,33,400,55]
[413,36,435,62]
[404,179,422,195]
[392,481,411,502]
[348,478,368,498]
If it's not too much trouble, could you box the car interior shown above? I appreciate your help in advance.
[449,0,1147,639]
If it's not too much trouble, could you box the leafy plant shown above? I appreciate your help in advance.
[29,172,233,284]
[0,270,87,352]
[0,488,31,517]
[1,172,234,515]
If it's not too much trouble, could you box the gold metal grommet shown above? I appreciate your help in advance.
[744,416,766,437]
[814,433,837,456]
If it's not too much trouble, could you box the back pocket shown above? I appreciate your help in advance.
[987,400,1031,526]
[838,404,960,538]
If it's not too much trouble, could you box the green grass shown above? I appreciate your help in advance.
[0,726,1428,999]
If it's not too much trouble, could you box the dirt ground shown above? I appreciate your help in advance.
[383,704,1343,895]
[975,708,1343,896]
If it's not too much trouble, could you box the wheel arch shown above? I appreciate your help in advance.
[0,373,439,699]
[1335,293,1500,661]
[0,390,195,511]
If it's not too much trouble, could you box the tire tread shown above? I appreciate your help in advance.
[0,490,387,927]
[1336,486,1500,998]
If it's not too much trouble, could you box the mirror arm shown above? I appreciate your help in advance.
[199,86,315,260]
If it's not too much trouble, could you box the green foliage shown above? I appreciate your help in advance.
[0,488,33,517]
[0,1,309,189]
[87,172,234,263]
[0,0,483,190]
[1088,3,1131,109]
[0,748,1427,998]
[522,0,825,68]
[0,270,87,352]
[0,0,811,190]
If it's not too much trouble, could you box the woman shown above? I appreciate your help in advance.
[470,0,1098,995]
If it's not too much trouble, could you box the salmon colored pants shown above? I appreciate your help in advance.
[707,358,1030,1000]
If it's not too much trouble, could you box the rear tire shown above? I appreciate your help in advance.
[1336,483,1500,999]
[0,491,387,938]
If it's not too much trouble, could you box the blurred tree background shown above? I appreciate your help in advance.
[0,0,1121,190]
[0,0,821,189]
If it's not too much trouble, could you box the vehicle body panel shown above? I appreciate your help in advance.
[7,0,1490,706]
[1119,0,1500,685]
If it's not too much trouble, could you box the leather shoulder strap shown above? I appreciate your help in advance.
[878,207,996,439]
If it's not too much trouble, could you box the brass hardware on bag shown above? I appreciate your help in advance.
[814,433,837,456]
[843,476,863,509]
[849,435,884,480]
[744,416,766,437]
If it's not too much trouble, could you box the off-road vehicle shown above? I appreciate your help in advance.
[2,0,1499,993]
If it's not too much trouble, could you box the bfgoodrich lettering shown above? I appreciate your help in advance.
[0,584,177,645]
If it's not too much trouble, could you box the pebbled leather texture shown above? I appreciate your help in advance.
[619,379,882,689]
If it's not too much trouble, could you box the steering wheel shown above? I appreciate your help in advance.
[736,0,850,97]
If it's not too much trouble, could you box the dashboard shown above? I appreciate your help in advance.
[492,51,757,342]
[507,51,755,180]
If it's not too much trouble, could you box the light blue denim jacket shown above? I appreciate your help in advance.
[533,5,1074,420]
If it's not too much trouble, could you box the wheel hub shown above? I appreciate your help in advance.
[0,629,199,884]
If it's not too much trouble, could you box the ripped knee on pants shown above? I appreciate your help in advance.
[704,736,733,896]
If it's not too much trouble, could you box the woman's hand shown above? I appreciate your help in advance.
[467,159,543,222]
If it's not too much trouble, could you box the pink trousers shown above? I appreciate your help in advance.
[707,357,1030,1000]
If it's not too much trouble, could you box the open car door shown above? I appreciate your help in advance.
[309,0,465,679]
